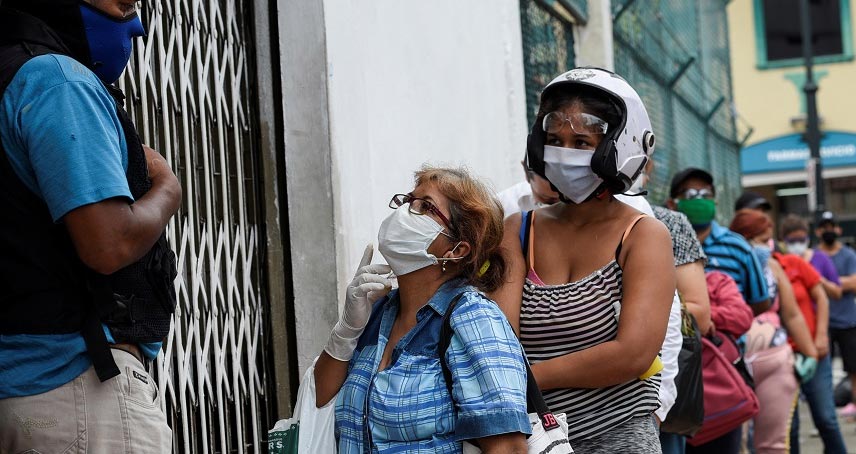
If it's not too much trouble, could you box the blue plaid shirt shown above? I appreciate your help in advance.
[335,279,530,453]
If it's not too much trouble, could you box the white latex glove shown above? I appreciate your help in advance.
[324,244,393,361]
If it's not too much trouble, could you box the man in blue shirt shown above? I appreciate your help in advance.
[816,211,856,419]
[667,168,771,315]
[0,1,181,451]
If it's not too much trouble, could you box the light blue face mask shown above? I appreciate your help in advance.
[79,2,146,84]
[752,244,772,267]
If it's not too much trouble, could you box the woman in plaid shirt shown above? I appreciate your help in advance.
[315,166,531,453]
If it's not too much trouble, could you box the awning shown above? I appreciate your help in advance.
[740,131,856,187]
[742,166,856,187]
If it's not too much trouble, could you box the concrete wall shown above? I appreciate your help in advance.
[574,0,614,69]
[290,0,529,374]
[728,0,856,144]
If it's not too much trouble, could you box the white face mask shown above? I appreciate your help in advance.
[543,145,604,204]
[378,207,460,276]
[786,240,809,256]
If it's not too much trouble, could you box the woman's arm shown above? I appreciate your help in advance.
[676,260,712,335]
[531,218,675,390]
[489,213,527,335]
[772,261,818,358]
[449,296,531,443]
[314,244,392,407]
[810,282,830,357]
[315,352,349,407]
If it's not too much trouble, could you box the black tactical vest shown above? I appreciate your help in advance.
[0,7,177,381]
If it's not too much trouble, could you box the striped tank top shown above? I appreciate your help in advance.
[519,210,661,442]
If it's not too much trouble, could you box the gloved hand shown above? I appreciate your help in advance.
[794,353,818,384]
[324,244,393,361]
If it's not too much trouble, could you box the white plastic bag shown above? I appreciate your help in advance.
[268,358,337,453]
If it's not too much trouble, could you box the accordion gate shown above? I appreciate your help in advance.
[119,1,274,452]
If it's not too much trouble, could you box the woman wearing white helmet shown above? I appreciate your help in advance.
[493,68,676,452]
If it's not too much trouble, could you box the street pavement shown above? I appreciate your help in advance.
[794,397,856,453]
[793,357,856,453]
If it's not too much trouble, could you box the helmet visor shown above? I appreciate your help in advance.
[542,111,608,136]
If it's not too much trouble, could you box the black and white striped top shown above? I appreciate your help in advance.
[519,211,661,442]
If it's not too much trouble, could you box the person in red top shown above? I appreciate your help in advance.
[730,209,820,454]
[774,253,826,348]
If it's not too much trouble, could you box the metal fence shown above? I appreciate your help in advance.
[613,0,749,220]
[519,0,577,128]
[120,0,275,452]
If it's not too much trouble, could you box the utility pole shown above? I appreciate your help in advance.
[800,0,825,224]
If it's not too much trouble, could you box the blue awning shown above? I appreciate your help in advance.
[741,131,856,174]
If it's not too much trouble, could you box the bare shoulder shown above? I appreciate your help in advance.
[620,214,672,263]
[635,214,670,237]
[768,258,784,274]
[504,211,523,233]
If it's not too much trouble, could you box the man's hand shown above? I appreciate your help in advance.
[143,145,181,215]
[144,146,179,187]
[64,146,182,275]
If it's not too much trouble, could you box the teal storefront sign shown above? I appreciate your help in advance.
[741,131,856,174]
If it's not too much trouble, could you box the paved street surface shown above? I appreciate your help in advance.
[794,357,856,453]
[794,397,856,453]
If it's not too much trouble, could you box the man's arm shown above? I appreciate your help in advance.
[841,274,856,293]
[64,147,181,274]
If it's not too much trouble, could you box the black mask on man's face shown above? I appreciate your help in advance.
[822,231,838,246]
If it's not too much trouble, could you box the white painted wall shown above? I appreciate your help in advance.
[574,0,614,70]
[322,1,529,322]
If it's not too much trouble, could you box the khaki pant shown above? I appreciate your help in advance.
[0,349,172,454]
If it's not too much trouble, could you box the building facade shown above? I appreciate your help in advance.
[729,0,856,239]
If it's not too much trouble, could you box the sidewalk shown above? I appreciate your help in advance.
[794,397,856,453]
[794,356,856,453]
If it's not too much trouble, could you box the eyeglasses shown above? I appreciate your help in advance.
[389,193,454,231]
[784,236,808,243]
[542,111,609,136]
[677,188,714,200]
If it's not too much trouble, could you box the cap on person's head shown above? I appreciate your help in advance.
[819,211,837,227]
[670,167,714,198]
[735,192,772,211]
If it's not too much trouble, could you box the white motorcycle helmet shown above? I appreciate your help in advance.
[526,67,655,199]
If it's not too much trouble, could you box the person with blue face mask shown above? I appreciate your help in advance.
[314,166,532,453]
[0,1,180,451]
[492,67,676,453]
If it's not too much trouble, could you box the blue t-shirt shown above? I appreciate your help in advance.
[336,280,530,452]
[702,221,770,306]
[0,54,155,398]
[829,246,856,329]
